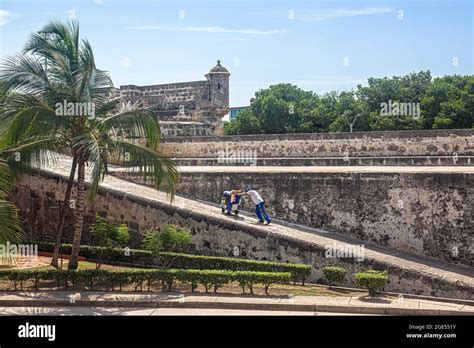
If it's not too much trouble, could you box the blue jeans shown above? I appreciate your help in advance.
[255,202,270,223]
[226,199,233,213]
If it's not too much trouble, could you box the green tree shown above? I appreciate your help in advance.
[328,91,370,132]
[223,108,262,135]
[248,83,318,134]
[0,82,23,264]
[299,92,338,132]
[421,75,473,129]
[0,158,22,254]
[0,20,179,269]
[90,214,129,269]
[357,71,432,111]
[357,71,430,131]
[224,71,473,135]
[142,224,192,253]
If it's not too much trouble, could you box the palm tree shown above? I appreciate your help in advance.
[0,20,178,269]
[0,157,22,265]
[0,83,23,266]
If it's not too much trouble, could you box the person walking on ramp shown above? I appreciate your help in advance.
[243,185,271,225]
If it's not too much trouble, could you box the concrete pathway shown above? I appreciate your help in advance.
[173,165,474,174]
[0,306,365,316]
[111,164,474,174]
[0,291,471,315]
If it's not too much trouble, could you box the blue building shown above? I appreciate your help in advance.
[228,106,250,122]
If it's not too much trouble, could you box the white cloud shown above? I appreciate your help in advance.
[120,57,133,67]
[298,7,393,22]
[124,25,287,35]
[93,0,104,4]
[0,10,12,27]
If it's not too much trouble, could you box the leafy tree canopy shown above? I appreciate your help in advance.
[225,72,473,134]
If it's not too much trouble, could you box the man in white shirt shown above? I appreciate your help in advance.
[243,185,271,225]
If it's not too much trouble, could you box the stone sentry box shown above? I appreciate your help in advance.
[118,60,230,137]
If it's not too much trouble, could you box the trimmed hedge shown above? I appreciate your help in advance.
[32,241,311,284]
[321,266,346,286]
[0,268,291,295]
[355,270,389,297]
[157,252,311,284]
[34,241,155,265]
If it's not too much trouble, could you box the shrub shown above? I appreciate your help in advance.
[260,272,292,295]
[2,269,31,290]
[157,252,311,284]
[33,241,155,265]
[90,215,130,269]
[233,271,290,294]
[179,269,233,293]
[321,266,346,287]
[76,269,108,290]
[109,270,134,291]
[142,225,192,253]
[0,268,291,295]
[355,270,389,297]
[129,270,153,291]
[30,241,311,284]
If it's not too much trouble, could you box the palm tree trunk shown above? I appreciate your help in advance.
[51,154,78,268]
[68,157,86,270]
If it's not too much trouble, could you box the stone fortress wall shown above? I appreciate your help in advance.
[114,168,473,267]
[112,129,474,266]
[117,61,230,136]
[160,129,474,165]
[12,172,473,299]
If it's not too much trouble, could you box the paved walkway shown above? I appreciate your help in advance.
[113,165,474,174]
[0,292,472,315]
[0,306,368,316]
[37,155,474,297]
[0,256,50,269]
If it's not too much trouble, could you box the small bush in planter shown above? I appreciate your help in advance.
[355,270,389,297]
[321,266,346,287]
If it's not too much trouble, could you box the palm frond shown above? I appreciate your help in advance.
[0,54,50,96]
[98,104,160,149]
[0,94,69,147]
[107,139,178,200]
[0,159,13,198]
[3,138,59,173]
[0,159,22,244]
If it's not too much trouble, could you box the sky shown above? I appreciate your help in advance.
[0,0,472,107]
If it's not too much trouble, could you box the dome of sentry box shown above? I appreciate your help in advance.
[207,60,230,75]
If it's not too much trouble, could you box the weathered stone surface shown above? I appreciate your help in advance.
[9,159,474,300]
[118,61,230,136]
[113,166,474,267]
[167,156,474,166]
[160,129,474,158]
